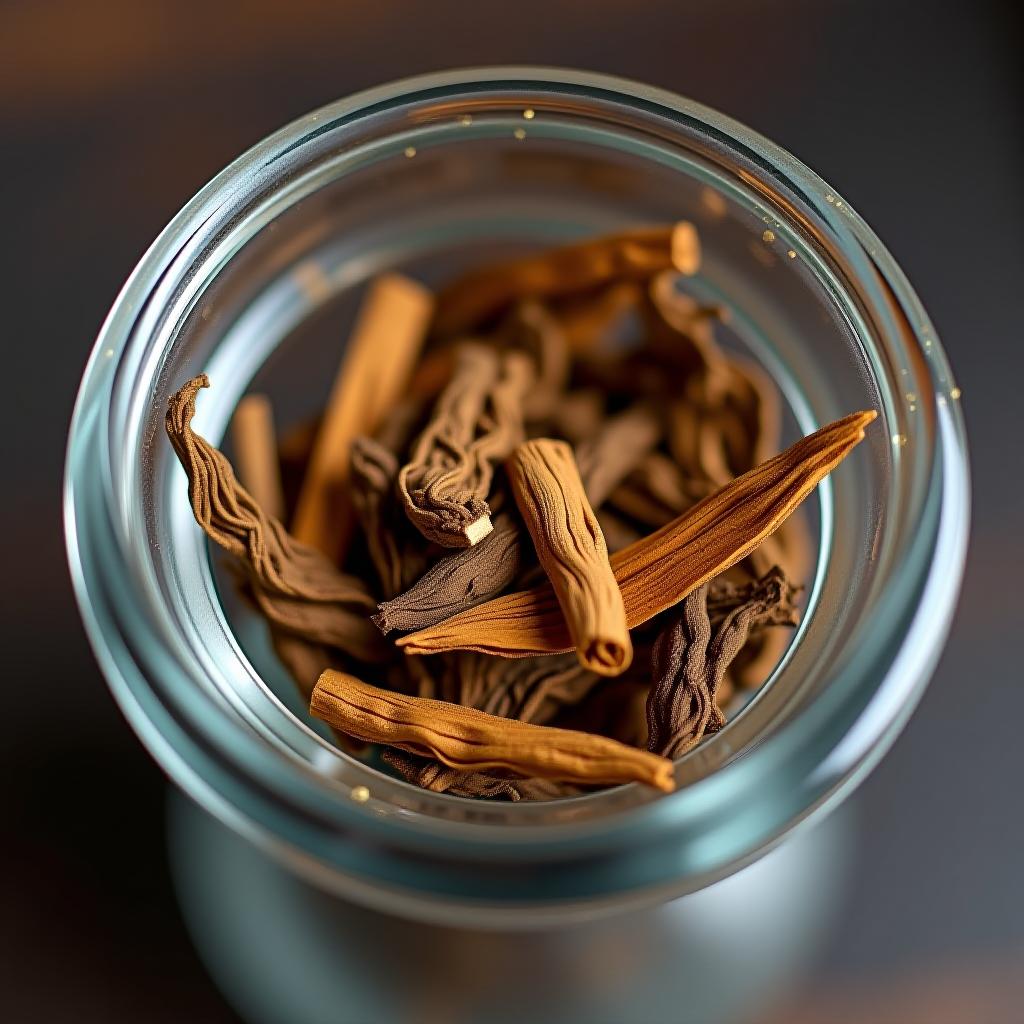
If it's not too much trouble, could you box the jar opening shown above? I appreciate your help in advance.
[66,69,968,916]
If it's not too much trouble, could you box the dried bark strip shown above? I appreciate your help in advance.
[508,439,632,675]
[166,376,384,662]
[431,651,601,726]
[573,403,661,509]
[500,300,571,421]
[398,344,532,547]
[646,568,799,758]
[645,271,797,581]
[291,274,433,560]
[381,750,579,801]
[310,670,675,791]
[432,222,700,337]
[398,411,875,658]
[349,436,428,600]
[373,512,523,634]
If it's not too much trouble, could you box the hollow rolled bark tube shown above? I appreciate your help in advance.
[507,439,632,676]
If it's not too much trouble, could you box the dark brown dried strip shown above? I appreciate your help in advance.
[398,344,531,547]
[646,567,799,759]
[165,376,385,662]
[350,435,427,600]
[381,749,583,801]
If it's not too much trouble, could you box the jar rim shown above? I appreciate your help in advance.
[64,67,969,922]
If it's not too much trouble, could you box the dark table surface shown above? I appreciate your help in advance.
[2,1,1021,1020]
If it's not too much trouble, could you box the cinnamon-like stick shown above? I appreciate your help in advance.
[310,670,675,791]
[291,274,433,561]
[432,222,700,337]
[507,439,632,676]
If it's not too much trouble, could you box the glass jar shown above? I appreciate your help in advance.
[65,68,968,927]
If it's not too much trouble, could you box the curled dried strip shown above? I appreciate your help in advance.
[704,572,801,624]
[644,274,777,477]
[166,377,384,661]
[507,439,632,675]
[728,513,814,689]
[646,568,799,758]
[432,222,700,337]
[646,272,798,578]
[643,272,729,381]
[167,377,376,606]
[310,670,675,791]
[407,299,570,414]
[398,411,875,658]
[646,584,719,757]
[398,344,531,548]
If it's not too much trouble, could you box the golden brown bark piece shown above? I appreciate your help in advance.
[291,274,433,561]
[507,439,632,676]
[398,410,876,658]
[398,344,531,548]
[310,670,675,792]
[432,222,700,337]
[230,394,285,522]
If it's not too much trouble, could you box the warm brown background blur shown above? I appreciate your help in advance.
[2,2,1022,1021]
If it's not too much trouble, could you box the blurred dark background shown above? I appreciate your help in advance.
[2,1,1022,1021]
